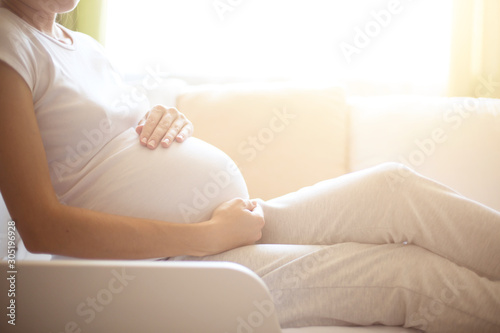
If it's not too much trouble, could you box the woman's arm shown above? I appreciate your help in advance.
[0,61,264,259]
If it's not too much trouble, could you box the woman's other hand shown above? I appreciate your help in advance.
[203,198,265,255]
[135,105,194,149]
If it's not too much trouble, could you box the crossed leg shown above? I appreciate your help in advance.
[256,162,500,280]
[172,163,500,331]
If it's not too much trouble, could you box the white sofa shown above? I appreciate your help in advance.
[1,81,499,332]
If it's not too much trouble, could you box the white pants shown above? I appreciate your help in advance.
[173,162,500,332]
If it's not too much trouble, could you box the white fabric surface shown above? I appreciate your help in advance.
[60,128,249,224]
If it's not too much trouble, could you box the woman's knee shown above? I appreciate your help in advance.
[367,162,420,192]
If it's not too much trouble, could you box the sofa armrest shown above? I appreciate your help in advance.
[0,260,282,333]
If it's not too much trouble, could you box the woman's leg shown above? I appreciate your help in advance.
[174,242,500,332]
[255,162,500,280]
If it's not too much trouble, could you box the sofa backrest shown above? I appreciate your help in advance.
[176,82,349,200]
[177,85,500,211]
[349,95,500,211]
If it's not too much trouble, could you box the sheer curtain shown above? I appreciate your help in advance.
[99,0,454,96]
[60,0,500,98]
[448,0,500,98]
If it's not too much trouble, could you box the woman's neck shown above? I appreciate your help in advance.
[1,0,58,37]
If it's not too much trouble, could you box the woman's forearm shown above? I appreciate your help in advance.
[26,203,213,259]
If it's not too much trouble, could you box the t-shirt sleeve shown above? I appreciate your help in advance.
[0,14,36,91]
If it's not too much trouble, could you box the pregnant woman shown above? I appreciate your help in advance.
[0,1,499,332]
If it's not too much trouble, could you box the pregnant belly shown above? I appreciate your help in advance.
[60,128,249,223]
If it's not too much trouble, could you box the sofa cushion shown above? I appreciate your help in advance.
[349,95,500,211]
[176,82,348,200]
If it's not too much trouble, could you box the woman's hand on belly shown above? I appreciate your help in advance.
[201,198,265,255]
[135,105,193,149]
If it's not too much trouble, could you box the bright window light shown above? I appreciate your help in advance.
[105,0,452,92]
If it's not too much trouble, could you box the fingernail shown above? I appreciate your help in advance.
[141,137,147,145]
[147,140,156,148]
[163,138,170,146]
[177,134,183,140]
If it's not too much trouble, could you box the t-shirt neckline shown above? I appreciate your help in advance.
[0,7,77,51]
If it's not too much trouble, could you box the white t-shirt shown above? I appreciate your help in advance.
[0,8,249,224]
